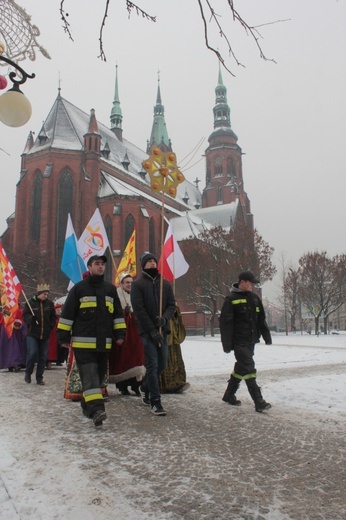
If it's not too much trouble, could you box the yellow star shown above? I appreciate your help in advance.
[142,147,185,198]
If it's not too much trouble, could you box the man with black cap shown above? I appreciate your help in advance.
[58,254,126,426]
[23,284,56,385]
[220,270,272,412]
[131,251,176,415]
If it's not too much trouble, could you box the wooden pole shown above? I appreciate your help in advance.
[159,191,165,319]
[108,245,119,284]
[21,289,39,324]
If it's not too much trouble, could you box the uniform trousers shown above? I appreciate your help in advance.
[73,350,108,417]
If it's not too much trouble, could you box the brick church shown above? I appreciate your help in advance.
[1,66,255,332]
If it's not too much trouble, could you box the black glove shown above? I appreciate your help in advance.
[31,315,39,326]
[124,305,131,316]
[156,316,167,328]
[222,345,231,354]
[150,329,164,347]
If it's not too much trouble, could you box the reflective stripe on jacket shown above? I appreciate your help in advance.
[220,282,271,352]
[57,275,126,351]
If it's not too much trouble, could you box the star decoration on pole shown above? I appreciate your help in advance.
[142,146,185,199]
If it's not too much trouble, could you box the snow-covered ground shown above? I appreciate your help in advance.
[183,332,346,418]
[0,332,345,519]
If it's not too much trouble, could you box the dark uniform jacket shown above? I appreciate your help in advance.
[23,296,56,340]
[220,283,272,353]
[131,271,176,336]
[57,274,126,351]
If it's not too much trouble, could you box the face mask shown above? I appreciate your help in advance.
[144,268,158,278]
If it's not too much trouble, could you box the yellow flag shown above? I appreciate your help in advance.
[115,229,136,285]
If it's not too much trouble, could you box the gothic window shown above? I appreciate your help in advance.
[31,172,43,242]
[57,169,74,261]
[149,218,155,254]
[217,185,223,204]
[105,215,113,280]
[215,157,223,177]
[227,157,234,177]
[124,214,135,246]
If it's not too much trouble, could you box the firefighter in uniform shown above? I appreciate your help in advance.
[58,255,126,426]
[220,271,272,412]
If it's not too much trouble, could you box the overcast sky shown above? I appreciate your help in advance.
[1,0,345,300]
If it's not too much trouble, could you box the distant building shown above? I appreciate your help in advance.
[1,67,256,332]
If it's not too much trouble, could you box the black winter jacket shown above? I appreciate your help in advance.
[220,283,272,353]
[23,296,56,340]
[131,271,176,336]
[57,274,126,351]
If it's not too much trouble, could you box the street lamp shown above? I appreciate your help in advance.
[0,45,35,127]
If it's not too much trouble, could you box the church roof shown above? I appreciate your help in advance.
[22,89,244,244]
[99,171,183,216]
[169,200,239,241]
[208,126,238,142]
[147,80,172,152]
[25,93,201,211]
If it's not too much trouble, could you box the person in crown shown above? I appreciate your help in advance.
[23,284,56,385]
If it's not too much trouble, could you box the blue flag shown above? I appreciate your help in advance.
[61,214,84,284]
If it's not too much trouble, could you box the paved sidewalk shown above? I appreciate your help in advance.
[0,366,345,519]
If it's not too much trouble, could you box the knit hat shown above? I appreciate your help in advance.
[140,251,158,269]
[238,271,260,284]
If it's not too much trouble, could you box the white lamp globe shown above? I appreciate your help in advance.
[0,88,32,127]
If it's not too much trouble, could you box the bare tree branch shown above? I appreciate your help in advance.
[99,1,157,61]
[59,1,288,71]
[59,0,74,41]
[98,0,110,61]
[196,0,236,76]
[126,1,156,22]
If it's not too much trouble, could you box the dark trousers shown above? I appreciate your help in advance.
[141,333,168,402]
[233,343,256,379]
[73,350,108,417]
[26,336,49,382]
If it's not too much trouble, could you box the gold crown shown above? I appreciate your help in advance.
[37,283,50,293]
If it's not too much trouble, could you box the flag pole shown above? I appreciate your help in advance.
[21,288,39,323]
[108,244,118,280]
[141,145,185,320]
[171,221,176,295]
[159,191,165,319]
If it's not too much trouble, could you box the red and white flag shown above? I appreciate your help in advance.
[0,244,22,338]
[158,221,189,282]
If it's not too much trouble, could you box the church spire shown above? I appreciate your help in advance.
[146,73,172,153]
[110,64,123,141]
[213,64,231,129]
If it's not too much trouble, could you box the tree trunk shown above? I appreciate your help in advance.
[210,315,215,337]
[314,316,319,335]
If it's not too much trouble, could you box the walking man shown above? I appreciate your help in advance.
[23,284,56,385]
[131,252,176,416]
[220,271,272,412]
[57,255,126,426]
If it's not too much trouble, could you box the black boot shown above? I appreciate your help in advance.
[222,375,241,406]
[246,378,271,412]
